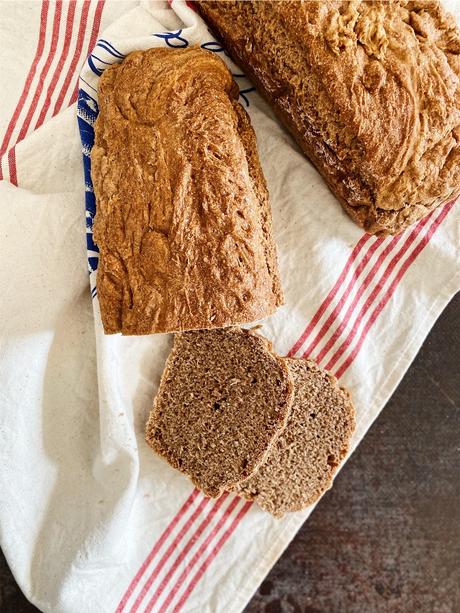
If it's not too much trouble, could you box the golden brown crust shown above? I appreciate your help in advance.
[91,47,283,334]
[197,0,460,235]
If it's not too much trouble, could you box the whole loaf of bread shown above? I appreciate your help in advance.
[197,0,460,234]
[91,48,283,335]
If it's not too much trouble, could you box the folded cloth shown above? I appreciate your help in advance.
[0,1,459,612]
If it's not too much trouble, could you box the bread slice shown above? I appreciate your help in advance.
[196,1,460,234]
[91,47,283,335]
[236,358,355,517]
[145,328,294,497]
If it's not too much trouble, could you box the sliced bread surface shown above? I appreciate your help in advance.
[145,328,294,497]
[236,358,355,517]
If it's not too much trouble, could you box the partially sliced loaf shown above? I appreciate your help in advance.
[145,328,294,497]
[91,47,283,335]
[236,358,355,517]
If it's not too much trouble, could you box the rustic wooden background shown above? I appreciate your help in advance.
[1,294,459,613]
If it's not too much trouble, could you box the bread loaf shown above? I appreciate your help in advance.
[236,357,356,517]
[91,47,283,334]
[145,328,294,497]
[197,0,460,234]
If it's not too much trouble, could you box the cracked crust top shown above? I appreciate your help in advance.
[91,47,283,334]
[197,0,460,234]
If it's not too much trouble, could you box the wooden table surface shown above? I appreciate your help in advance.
[1,294,459,613]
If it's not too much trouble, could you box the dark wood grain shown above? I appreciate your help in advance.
[246,292,460,613]
[1,294,459,613]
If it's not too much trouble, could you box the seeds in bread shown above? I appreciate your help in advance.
[236,358,355,517]
[145,328,294,497]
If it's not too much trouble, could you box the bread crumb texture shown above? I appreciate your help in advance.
[145,327,356,516]
[92,47,283,334]
[145,328,293,497]
[197,0,460,234]
[236,358,356,517]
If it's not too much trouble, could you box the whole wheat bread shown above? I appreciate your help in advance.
[91,47,283,335]
[236,358,355,517]
[145,328,293,497]
[197,0,460,234]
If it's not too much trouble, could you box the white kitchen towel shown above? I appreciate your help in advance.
[0,1,459,612]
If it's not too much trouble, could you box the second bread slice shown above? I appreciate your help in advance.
[145,328,294,497]
[236,358,355,517]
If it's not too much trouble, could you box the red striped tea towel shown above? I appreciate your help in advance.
[0,1,459,612]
